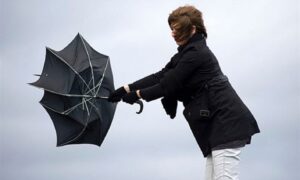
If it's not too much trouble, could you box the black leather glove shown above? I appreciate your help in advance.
[161,97,177,119]
[107,86,127,102]
[122,91,140,104]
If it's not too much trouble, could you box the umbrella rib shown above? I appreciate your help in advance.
[95,58,109,95]
[41,99,93,146]
[83,78,93,96]
[41,95,102,117]
[86,100,103,121]
[64,98,90,115]
[40,97,91,115]
[74,39,86,97]
[47,48,92,92]
[84,58,109,96]
[86,100,105,137]
[41,102,68,115]
[59,104,93,146]
[83,98,90,116]
[79,34,96,95]
[29,85,108,99]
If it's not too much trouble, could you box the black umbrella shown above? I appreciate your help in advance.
[30,33,142,147]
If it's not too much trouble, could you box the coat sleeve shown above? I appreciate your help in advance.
[128,58,174,91]
[140,51,206,101]
[160,52,203,97]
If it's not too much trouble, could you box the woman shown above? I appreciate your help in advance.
[108,5,260,180]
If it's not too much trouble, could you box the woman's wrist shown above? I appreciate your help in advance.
[136,90,142,99]
[123,84,131,93]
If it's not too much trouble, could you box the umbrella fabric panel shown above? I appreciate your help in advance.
[30,49,76,94]
[40,91,87,125]
[42,91,116,146]
[40,92,112,126]
[73,67,97,97]
[53,34,111,88]
[93,99,116,138]
[44,107,103,146]
[53,34,115,98]
[54,34,92,73]
[90,58,115,98]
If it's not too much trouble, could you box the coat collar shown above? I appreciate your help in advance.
[177,33,206,52]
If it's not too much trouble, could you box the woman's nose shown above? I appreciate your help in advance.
[171,31,176,38]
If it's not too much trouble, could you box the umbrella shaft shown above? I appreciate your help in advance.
[70,95,108,99]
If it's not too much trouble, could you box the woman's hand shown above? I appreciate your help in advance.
[122,91,140,104]
[107,86,128,102]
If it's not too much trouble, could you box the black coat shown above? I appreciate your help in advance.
[130,33,260,157]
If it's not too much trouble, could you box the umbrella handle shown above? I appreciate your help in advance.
[135,100,144,114]
[103,96,143,114]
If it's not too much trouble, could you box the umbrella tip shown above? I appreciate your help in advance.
[27,82,38,88]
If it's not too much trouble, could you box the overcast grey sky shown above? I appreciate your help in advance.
[0,0,299,180]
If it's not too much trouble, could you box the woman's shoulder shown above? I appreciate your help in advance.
[182,45,211,60]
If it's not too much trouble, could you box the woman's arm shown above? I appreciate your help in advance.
[128,59,173,91]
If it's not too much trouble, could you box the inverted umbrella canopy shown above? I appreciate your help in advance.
[30,33,117,146]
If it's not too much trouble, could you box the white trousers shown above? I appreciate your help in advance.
[204,148,242,180]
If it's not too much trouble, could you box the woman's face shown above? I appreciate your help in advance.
[170,23,196,46]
